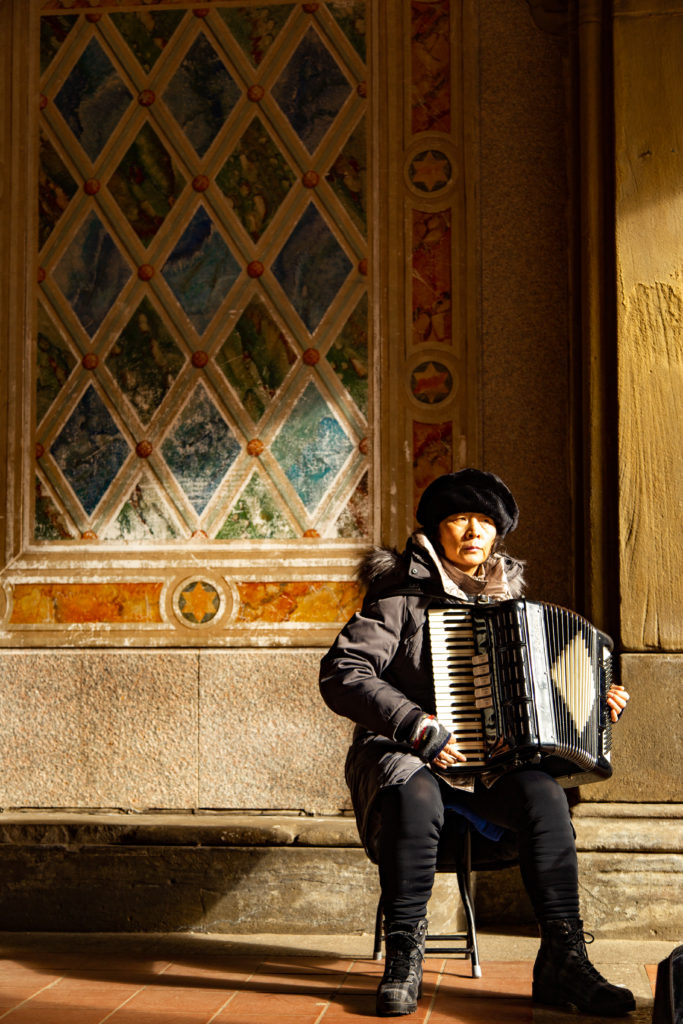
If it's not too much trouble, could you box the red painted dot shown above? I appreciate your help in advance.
[192,175,210,192]
[193,7,209,17]
[358,258,368,276]
[357,81,367,98]
[359,438,369,455]
[191,529,209,540]
[303,528,320,537]
[36,443,45,459]
[85,13,102,22]
[40,94,48,110]
[247,85,265,102]
[192,351,209,368]
[302,170,319,188]
[138,90,155,107]
[247,439,265,457]
[138,264,154,281]
[303,348,320,366]
[37,267,46,284]
[81,530,98,540]
[136,440,153,459]
[247,261,264,278]
[303,3,319,12]
[84,179,100,195]
[82,353,99,370]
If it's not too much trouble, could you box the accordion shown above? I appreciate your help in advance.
[427,599,614,785]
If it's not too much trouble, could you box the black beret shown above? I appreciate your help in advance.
[416,468,519,536]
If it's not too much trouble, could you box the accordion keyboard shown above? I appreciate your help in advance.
[428,607,488,766]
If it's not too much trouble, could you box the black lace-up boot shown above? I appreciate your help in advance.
[533,918,636,1016]
[376,919,427,1017]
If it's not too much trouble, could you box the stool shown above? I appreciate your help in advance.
[372,820,482,977]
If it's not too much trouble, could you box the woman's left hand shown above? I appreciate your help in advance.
[606,683,630,722]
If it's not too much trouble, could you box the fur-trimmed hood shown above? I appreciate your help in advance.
[356,539,526,600]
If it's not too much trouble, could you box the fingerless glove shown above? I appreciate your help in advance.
[409,713,450,763]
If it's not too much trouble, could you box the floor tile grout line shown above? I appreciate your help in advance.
[93,955,175,1024]
[205,967,260,1023]
[311,954,356,1022]
[0,976,62,1020]
[423,957,447,1024]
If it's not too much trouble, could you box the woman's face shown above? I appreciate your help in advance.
[438,512,497,575]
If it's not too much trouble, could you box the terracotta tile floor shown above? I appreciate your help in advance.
[0,933,666,1024]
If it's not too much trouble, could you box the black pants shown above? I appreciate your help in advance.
[377,766,578,927]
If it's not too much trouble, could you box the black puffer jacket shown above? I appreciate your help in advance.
[319,536,525,861]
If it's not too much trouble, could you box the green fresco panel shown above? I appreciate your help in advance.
[326,117,367,234]
[34,478,76,541]
[104,473,181,541]
[111,10,186,73]
[107,298,186,425]
[216,472,295,539]
[216,299,297,424]
[326,293,368,416]
[218,6,295,67]
[216,117,296,242]
[39,132,78,250]
[36,304,77,425]
[40,15,77,75]
[334,471,369,537]
[108,123,186,246]
[328,1,367,61]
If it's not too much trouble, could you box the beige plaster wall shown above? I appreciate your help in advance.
[478,0,574,606]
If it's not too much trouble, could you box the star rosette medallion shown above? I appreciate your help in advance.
[173,577,225,627]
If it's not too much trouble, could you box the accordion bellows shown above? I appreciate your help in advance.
[428,599,614,785]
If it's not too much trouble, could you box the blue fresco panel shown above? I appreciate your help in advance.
[55,37,132,162]
[161,383,240,514]
[51,385,130,516]
[54,212,132,337]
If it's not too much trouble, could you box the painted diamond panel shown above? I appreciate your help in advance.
[272,204,352,333]
[326,293,368,417]
[271,382,354,512]
[161,383,240,515]
[40,15,77,75]
[329,1,367,60]
[162,207,240,336]
[108,123,186,246]
[163,33,241,157]
[216,299,297,424]
[216,472,295,540]
[103,472,182,541]
[106,298,186,425]
[54,211,132,338]
[326,117,367,234]
[216,117,296,242]
[55,37,133,162]
[39,132,78,250]
[272,27,351,154]
[36,303,77,425]
[218,6,295,67]
[51,385,131,517]
[111,10,186,73]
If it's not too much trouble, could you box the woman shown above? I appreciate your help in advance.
[319,469,633,1018]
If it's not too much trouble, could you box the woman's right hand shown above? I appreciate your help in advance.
[431,733,467,769]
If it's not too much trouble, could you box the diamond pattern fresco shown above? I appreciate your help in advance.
[218,6,295,68]
[51,386,131,517]
[106,298,186,425]
[216,299,297,424]
[111,10,186,74]
[108,124,186,245]
[54,212,132,337]
[39,131,78,249]
[162,207,240,335]
[273,204,352,333]
[272,27,352,153]
[216,118,296,242]
[163,33,241,157]
[55,37,133,162]
[161,383,241,515]
[36,3,370,554]
[271,382,354,512]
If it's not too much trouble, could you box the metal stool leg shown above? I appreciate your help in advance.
[373,895,384,961]
[456,826,481,977]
